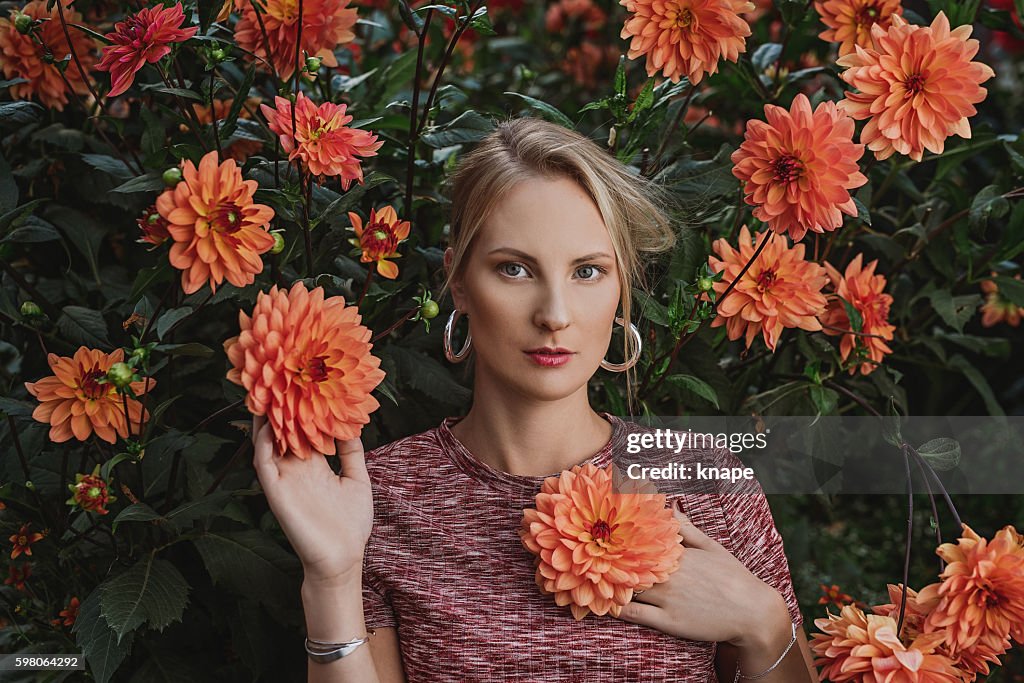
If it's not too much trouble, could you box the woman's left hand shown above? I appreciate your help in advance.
[611,502,792,647]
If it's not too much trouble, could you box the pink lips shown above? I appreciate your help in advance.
[524,348,574,367]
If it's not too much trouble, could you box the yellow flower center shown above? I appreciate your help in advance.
[17,535,27,546]
[672,7,693,29]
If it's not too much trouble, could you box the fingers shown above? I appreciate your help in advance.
[673,500,722,552]
[335,437,370,484]
[612,599,666,631]
[251,415,279,479]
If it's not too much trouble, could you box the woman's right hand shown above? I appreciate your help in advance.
[251,414,374,586]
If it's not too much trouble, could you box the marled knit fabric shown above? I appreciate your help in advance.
[361,412,803,682]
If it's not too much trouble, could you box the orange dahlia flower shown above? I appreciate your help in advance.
[155,150,276,295]
[979,273,1022,328]
[0,0,97,111]
[918,525,1024,661]
[707,225,829,351]
[66,467,117,515]
[261,92,384,188]
[137,205,171,247]
[618,0,755,85]
[52,596,80,627]
[821,253,895,375]
[9,523,44,560]
[233,0,358,80]
[814,0,903,56]
[812,604,964,682]
[223,281,386,460]
[95,2,197,97]
[347,205,411,280]
[25,347,152,444]
[837,12,995,162]
[519,463,683,620]
[870,583,941,642]
[819,583,856,610]
[731,93,866,242]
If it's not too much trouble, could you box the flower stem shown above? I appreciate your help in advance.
[897,444,914,639]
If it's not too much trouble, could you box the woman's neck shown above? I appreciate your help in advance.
[449,382,614,477]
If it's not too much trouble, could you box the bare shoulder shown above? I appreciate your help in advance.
[368,627,406,683]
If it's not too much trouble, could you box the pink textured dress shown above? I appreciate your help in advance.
[360,412,803,682]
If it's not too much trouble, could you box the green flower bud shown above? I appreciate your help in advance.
[162,167,183,187]
[420,300,439,320]
[20,301,42,318]
[270,231,285,254]
[129,346,150,366]
[25,481,34,491]
[106,362,134,389]
[13,13,33,35]
[697,277,714,292]
[210,47,227,62]
[305,56,322,73]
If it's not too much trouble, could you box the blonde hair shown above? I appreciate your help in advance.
[440,115,677,416]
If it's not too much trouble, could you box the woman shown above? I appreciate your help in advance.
[251,117,819,682]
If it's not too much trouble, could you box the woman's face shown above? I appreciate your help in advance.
[445,174,621,403]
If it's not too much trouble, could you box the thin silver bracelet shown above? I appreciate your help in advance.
[305,629,375,664]
[732,621,797,682]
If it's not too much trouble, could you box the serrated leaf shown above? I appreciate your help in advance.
[916,437,961,471]
[156,307,193,340]
[99,554,190,645]
[969,185,1009,233]
[927,289,981,334]
[503,92,574,129]
[853,196,872,226]
[111,502,166,533]
[73,589,135,683]
[665,374,720,409]
[192,529,300,608]
[111,173,166,194]
[57,306,112,348]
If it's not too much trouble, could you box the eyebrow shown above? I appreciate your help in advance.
[487,247,614,265]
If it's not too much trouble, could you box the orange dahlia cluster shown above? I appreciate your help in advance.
[25,347,152,444]
[731,93,867,242]
[979,273,1023,328]
[838,12,995,162]
[812,524,1024,682]
[814,0,903,56]
[261,91,384,188]
[707,225,829,351]
[223,281,386,460]
[233,0,358,80]
[519,463,684,620]
[619,0,755,84]
[0,0,97,111]
[155,150,276,294]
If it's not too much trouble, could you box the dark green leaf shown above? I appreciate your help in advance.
[916,437,961,471]
[156,307,194,340]
[927,289,981,334]
[192,529,300,609]
[993,275,1024,306]
[221,65,256,139]
[0,101,44,127]
[420,110,496,148]
[2,215,61,244]
[82,153,134,179]
[665,374,720,409]
[969,185,1009,233]
[73,589,136,683]
[751,43,782,72]
[111,502,166,533]
[197,0,218,32]
[57,306,113,348]
[99,554,189,643]
[503,92,574,129]
[111,173,166,194]
[0,150,16,213]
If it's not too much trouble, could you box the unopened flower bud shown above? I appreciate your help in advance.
[270,231,285,254]
[162,167,183,187]
[13,13,32,34]
[106,362,134,389]
[210,47,227,62]
[420,300,439,320]
[698,277,714,292]
[20,301,42,318]
[129,346,150,366]
[305,56,321,72]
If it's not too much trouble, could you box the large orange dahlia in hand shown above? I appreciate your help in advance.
[519,463,683,620]
[25,347,153,444]
[731,93,866,242]
[224,281,386,460]
[707,225,829,351]
[837,12,995,162]
[618,0,754,85]
[156,150,276,295]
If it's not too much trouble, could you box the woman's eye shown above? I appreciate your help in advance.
[500,263,527,278]
[576,265,604,280]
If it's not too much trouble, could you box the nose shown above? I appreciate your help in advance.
[532,281,572,332]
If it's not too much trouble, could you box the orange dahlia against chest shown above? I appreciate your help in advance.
[223,281,386,460]
[519,462,684,620]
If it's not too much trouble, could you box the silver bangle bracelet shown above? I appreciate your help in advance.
[305,630,375,664]
[732,621,798,682]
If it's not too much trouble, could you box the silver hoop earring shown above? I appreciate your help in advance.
[443,310,472,363]
[601,316,641,372]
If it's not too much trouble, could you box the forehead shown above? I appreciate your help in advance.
[476,175,613,255]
